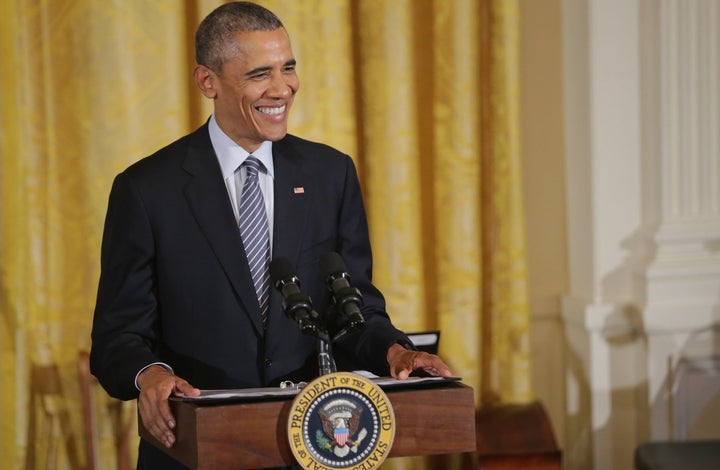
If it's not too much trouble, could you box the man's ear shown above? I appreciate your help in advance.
[193,65,217,99]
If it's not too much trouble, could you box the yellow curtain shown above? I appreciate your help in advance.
[0,1,530,468]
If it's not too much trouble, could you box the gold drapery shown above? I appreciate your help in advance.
[0,1,530,468]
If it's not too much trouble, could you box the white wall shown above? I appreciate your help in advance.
[519,0,569,451]
[521,1,720,469]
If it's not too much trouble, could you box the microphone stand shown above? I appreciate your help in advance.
[293,306,365,377]
[317,335,337,376]
[314,307,366,377]
[302,311,336,376]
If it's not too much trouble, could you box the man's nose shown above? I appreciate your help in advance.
[268,74,293,98]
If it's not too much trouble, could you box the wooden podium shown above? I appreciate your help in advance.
[139,381,476,469]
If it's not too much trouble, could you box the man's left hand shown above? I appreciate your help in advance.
[386,343,453,380]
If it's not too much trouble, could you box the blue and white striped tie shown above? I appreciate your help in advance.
[238,156,270,324]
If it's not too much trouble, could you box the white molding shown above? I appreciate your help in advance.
[658,0,720,221]
[562,296,638,336]
[643,301,720,333]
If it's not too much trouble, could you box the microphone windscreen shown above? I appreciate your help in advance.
[320,252,346,277]
[270,257,295,282]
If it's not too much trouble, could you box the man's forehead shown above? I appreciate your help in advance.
[224,28,294,63]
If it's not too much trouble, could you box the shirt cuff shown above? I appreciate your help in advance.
[396,338,418,351]
[134,362,174,391]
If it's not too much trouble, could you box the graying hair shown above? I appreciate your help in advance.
[195,2,284,72]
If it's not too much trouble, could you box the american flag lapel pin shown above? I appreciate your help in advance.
[293,186,305,194]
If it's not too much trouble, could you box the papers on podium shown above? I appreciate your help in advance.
[173,373,461,403]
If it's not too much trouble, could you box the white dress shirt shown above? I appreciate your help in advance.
[208,113,275,247]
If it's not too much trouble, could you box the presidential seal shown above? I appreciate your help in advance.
[287,371,395,470]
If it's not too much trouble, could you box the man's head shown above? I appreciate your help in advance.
[193,2,299,152]
[195,1,284,73]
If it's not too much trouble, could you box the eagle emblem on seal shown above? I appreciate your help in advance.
[315,398,368,457]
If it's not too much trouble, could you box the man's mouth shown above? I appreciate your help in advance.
[257,105,286,116]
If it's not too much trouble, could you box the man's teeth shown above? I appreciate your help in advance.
[258,105,286,115]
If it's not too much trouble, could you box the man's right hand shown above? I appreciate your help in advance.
[137,365,201,448]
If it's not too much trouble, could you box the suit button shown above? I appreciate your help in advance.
[264,359,272,368]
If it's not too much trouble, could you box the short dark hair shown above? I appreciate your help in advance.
[195,1,284,72]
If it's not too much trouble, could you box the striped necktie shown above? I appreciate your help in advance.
[237,156,271,324]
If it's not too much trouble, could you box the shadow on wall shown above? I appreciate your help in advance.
[572,306,720,469]
[562,303,650,469]
[599,305,649,467]
[656,327,720,441]
[562,312,593,468]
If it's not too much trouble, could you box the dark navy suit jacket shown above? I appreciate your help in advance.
[90,124,409,468]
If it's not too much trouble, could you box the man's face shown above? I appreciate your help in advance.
[206,28,299,152]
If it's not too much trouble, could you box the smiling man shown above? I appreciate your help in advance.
[90,2,451,469]
[194,26,299,150]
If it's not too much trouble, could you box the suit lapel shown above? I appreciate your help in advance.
[181,126,264,336]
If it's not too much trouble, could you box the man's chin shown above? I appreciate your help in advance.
[265,130,289,142]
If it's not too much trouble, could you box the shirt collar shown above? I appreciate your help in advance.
[208,114,275,179]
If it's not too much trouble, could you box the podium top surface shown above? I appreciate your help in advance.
[171,375,463,405]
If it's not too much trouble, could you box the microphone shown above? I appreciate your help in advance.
[319,252,366,335]
[270,257,318,336]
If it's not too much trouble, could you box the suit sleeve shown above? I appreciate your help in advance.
[90,172,162,400]
[333,156,412,374]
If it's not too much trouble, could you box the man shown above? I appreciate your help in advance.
[90,2,451,468]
